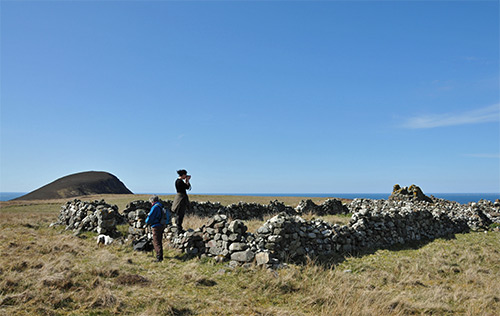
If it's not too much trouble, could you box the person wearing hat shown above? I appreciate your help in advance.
[172,169,191,234]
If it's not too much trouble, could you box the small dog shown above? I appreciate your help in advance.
[96,234,114,247]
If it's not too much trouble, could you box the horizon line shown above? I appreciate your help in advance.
[1,192,498,195]
[139,192,499,195]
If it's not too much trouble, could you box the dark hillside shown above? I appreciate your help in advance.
[14,171,133,200]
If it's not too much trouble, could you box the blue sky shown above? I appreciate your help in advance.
[1,1,499,194]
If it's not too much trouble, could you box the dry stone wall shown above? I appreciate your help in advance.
[50,199,123,236]
[52,189,499,269]
[477,199,500,225]
[296,198,350,215]
[122,200,153,240]
[125,198,345,238]
[165,197,499,268]
[427,197,500,228]
[122,199,173,240]
[187,200,297,220]
[165,214,257,266]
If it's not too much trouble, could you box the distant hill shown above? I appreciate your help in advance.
[14,171,133,200]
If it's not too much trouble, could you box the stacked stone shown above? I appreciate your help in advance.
[346,201,464,250]
[267,200,297,216]
[122,200,151,240]
[253,213,339,263]
[472,199,500,225]
[225,200,297,220]
[347,198,495,240]
[348,198,377,213]
[164,214,257,265]
[107,187,497,265]
[95,205,121,236]
[295,200,317,214]
[51,199,121,236]
[295,199,349,216]
[404,196,496,231]
[122,199,172,240]
[126,199,298,221]
[321,199,350,215]
[223,202,269,220]
[189,200,296,220]
[434,200,493,231]
[259,198,497,265]
[159,195,499,268]
[189,201,224,217]
[164,225,205,255]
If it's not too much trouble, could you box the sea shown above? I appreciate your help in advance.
[1,192,498,204]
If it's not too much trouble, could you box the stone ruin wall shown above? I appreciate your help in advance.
[389,184,434,203]
[167,198,499,268]
[50,199,124,236]
[121,198,349,238]
[52,190,500,268]
[182,198,349,220]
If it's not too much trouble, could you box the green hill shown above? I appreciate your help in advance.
[14,171,133,200]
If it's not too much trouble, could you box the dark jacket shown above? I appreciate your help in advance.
[175,178,191,194]
[146,202,163,228]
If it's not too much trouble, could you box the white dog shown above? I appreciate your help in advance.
[96,234,114,246]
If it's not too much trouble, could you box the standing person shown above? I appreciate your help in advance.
[172,169,191,234]
[145,195,165,262]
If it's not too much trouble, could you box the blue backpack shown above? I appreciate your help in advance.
[160,207,172,226]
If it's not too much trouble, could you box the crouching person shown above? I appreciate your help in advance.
[146,195,165,262]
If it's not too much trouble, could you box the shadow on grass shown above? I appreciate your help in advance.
[171,253,199,262]
[138,231,462,269]
[171,307,194,316]
[311,233,459,269]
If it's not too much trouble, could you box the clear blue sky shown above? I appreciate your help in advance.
[1,1,499,194]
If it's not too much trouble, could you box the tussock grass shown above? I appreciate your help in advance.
[1,196,499,315]
[183,215,211,231]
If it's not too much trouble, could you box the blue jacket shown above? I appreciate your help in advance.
[145,202,163,228]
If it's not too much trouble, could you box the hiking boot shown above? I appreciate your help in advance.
[153,256,163,262]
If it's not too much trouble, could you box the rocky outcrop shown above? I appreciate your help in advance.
[389,184,433,203]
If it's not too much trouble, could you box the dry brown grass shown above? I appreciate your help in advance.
[1,195,499,315]
[182,215,212,231]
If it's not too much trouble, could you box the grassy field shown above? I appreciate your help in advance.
[1,194,499,315]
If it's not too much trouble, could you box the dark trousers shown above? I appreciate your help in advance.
[172,193,188,232]
[176,209,185,231]
[152,225,165,259]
